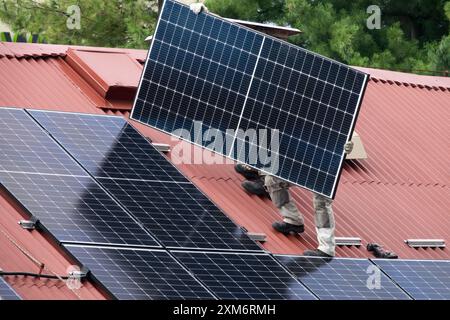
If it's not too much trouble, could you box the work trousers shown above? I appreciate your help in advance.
[264,175,336,256]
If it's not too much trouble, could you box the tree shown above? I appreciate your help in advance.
[207,0,449,74]
[0,0,159,48]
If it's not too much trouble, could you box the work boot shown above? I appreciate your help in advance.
[241,179,270,198]
[235,164,260,180]
[272,221,304,236]
[303,249,333,258]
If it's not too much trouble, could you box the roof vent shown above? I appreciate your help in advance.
[346,132,368,160]
[336,237,362,247]
[66,49,142,101]
[405,239,446,248]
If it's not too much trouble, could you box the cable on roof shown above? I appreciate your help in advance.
[0,271,70,280]
[0,227,83,299]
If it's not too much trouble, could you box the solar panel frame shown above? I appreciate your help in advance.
[372,259,450,300]
[275,255,411,300]
[172,250,317,300]
[63,244,216,300]
[131,0,369,198]
[0,171,160,248]
[0,277,21,300]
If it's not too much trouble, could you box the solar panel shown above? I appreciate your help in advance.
[131,0,368,198]
[0,171,159,247]
[98,178,261,251]
[275,255,411,300]
[64,245,215,300]
[173,251,317,300]
[373,259,450,300]
[0,108,86,176]
[0,277,21,300]
[28,110,188,183]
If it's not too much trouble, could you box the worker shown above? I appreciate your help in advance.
[236,141,353,258]
[188,2,353,257]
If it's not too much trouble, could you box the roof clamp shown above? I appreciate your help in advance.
[68,267,89,279]
[335,237,362,247]
[405,239,446,248]
[247,232,267,243]
[152,142,171,153]
[18,217,39,230]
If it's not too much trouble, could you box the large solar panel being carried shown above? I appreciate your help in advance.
[30,111,261,252]
[0,277,21,300]
[372,259,450,300]
[275,255,411,300]
[131,0,369,198]
[64,245,215,300]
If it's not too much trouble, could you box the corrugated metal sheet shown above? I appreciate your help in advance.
[0,42,449,298]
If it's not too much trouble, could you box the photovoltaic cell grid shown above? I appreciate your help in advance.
[0,108,86,176]
[0,171,159,247]
[98,178,261,251]
[275,256,411,300]
[373,259,450,300]
[0,277,21,300]
[173,251,317,300]
[28,110,188,183]
[131,0,369,198]
[29,110,261,252]
[64,245,214,300]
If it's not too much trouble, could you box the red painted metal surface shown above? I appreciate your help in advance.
[0,42,449,298]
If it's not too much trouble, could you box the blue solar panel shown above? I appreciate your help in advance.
[173,251,317,300]
[0,171,159,247]
[0,108,86,176]
[373,259,450,300]
[97,178,261,251]
[64,245,215,300]
[131,0,368,198]
[0,277,21,300]
[275,255,411,300]
[28,110,188,183]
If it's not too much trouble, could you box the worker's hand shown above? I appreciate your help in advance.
[344,141,354,154]
[190,3,208,15]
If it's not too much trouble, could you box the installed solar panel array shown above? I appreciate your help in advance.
[0,277,21,300]
[131,0,368,198]
[2,108,447,300]
[29,110,260,252]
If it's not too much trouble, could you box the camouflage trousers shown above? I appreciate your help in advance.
[264,175,336,256]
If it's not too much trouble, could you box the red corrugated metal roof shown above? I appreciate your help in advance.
[0,42,449,298]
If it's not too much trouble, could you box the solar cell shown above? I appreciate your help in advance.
[0,277,21,300]
[173,251,317,300]
[28,110,188,183]
[0,108,86,176]
[275,255,411,300]
[97,178,261,251]
[373,259,450,300]
[0,171,159,247]
[64,245,215,300]
[131,0,368,198]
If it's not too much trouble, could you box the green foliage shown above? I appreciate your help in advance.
[0,0,159,48]
[207,0,449,74]
[0,0,448,73]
